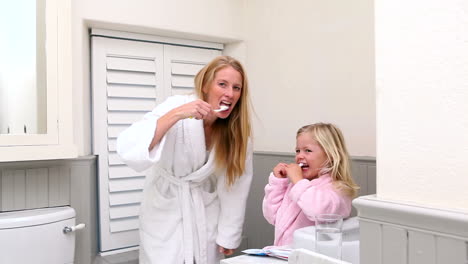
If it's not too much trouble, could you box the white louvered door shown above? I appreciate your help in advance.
[91,33,221,253]
[164,45,221,96]
[92,37,164,252]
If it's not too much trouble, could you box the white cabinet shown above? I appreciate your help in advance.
[0,0,77,162]
[91,30,222,252]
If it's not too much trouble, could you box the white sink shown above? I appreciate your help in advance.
[293,217,360,264]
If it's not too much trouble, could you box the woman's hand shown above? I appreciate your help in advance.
[175,99,211,120]
[148,99,211,151]
[285,163,303,184]
[273,163,288,178]
[218,245,235,256]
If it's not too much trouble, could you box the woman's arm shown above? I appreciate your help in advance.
[216,141,253,251]
[117,95,208,171]
[148,99,211,150]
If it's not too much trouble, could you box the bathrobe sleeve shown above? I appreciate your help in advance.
[116,95,189,172]
[262,174,289,225]
[215,141,254,250]
[288,178,352,221]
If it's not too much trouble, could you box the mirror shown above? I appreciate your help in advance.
[0,0,47,135]
[0,0,78,161]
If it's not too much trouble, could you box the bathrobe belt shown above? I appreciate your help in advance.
[156,167,209,264]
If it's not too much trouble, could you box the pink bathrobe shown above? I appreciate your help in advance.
[262,173,352,246]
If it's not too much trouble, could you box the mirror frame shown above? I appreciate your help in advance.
[0,0,77,161]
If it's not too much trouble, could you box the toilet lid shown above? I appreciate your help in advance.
[0,206,75,229]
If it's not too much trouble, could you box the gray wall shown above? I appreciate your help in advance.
[0,152,376,261]
[0,156,98,264]
[354,195,468,264]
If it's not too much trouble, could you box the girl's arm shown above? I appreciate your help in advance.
[262,172,289,225]
[288,179,352,221]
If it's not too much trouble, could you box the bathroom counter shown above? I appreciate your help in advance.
[221,255,286,264]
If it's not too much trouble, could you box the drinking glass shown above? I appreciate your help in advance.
[315,214,343,260]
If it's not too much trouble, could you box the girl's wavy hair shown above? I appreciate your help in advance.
[195,56,252,186]
[297,123,360,198]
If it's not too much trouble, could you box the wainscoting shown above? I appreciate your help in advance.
[0,156,98,264]
[7,153,465,263]
[353,195,468,264]
[1,162,71,211]
[0,152,376,262]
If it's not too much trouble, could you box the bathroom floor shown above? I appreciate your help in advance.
[92,250,244,264]
[93,250,139,264]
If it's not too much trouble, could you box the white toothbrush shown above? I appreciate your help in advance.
[298,163,305,167]
[213,105,229,112]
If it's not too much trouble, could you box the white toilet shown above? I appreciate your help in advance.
[0,206,84,264]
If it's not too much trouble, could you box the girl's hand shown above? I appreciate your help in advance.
[273,163,288,178]
[218,245,235,256]
[175,99,211,120]
[285,163,303,184]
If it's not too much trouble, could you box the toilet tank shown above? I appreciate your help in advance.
[0,206,77,264]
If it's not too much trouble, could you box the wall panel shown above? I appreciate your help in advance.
[0,156,97,264]
[354,195,468,264]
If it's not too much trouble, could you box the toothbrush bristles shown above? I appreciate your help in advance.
[298,163,304,167]
[214,105,229,112]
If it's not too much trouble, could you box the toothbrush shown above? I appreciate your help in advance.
[298,163,305,167]
[213,105,229,112]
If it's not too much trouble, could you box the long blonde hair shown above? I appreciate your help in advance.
[297,123,359,198]
[195,56,252,186]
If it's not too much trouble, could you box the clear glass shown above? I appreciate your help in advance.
[315,213,343,260]
[0,0,47,135]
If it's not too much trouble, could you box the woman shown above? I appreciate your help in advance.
[117,56,253,264]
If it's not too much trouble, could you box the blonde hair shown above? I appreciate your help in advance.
[297,123,359,198]
[195,56,252,186]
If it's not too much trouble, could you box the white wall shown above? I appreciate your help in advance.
[244,0,375,156]
[376,0,468,212]
[72,0,245,155]
[71,0,375,158]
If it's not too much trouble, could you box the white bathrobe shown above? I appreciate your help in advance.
[117,94,253,264]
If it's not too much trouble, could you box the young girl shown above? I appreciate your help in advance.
[262,123,359,246]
